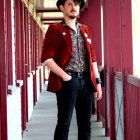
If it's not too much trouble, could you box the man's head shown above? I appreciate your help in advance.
[56,0,85,19]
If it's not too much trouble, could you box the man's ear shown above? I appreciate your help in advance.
[60,5,64,12]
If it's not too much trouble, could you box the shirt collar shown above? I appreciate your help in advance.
[62,19,82,29]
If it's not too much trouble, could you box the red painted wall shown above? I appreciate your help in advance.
[103,0,122,72]
[121,0,133,74]
[103,0,133,73]
[103,0,133,139]
[79,0,102,65]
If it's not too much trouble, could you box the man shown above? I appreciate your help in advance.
[41,0,102,139]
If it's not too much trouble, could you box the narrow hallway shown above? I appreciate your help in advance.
[22,84,110,140]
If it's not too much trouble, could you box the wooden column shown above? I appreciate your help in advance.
[0,0,8,139]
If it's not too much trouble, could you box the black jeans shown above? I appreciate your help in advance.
[54,74,94,140]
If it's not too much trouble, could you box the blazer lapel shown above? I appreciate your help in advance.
[80,26,90,48]
[59,23,73,53]
[80,26,93,59]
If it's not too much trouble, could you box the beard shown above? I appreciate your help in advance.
[69,15,77,19]
[68,13,79,19]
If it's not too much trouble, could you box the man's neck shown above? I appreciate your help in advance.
[64,16,77,29]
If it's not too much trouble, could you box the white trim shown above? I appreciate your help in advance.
[31,70,36,75]
[101,0,104,67]
[132,0,140,77]
[8,85,18,95]
[16,80,24,87]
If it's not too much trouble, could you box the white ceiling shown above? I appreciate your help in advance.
[36,0,57,8]
[36,0,63,24]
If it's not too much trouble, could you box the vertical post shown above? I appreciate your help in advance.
[123,69,127,140]
[7,0,13,85]
[15,0,22,80]
[109,67,116,140]
[104,65,110,136]
[0,0,8,139]
[20,2,28,132]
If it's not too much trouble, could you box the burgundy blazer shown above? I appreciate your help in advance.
[41,22,97,92]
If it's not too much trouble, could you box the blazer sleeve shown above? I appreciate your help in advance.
[87,27,97,63]
[41,24,58,63]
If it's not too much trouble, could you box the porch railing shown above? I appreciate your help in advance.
[96,66,140,140]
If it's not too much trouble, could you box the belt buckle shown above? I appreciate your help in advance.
[78,72,82,78]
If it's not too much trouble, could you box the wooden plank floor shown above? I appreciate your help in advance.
[22,85,110,140]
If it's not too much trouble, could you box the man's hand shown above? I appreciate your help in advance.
[62,74,72,81]
[95,84,102,100]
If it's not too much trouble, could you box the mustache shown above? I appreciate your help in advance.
[70,10,77,12]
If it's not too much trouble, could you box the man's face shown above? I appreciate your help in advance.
[60,0,80,19]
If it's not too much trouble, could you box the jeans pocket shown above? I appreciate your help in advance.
[62,77,73,84]
[62,77,79,89]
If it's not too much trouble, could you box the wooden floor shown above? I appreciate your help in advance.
[22,85,110,140]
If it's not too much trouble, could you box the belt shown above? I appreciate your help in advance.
[66,70,89,78]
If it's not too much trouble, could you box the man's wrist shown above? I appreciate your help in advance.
[96,78,102,84]
[62,73,72,81]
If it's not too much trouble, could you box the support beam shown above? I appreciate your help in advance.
[36,8,60,13]
[43,21,61,25]
[41,18,63,21]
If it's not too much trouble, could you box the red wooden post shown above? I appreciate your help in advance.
[24,6,29,122]
[33,18,37,105]
[122,69,127,140]
[104,65,110,136]
[15,0,22,80]
[7,0,13,85]
[109,67,116,140]
[0,0,8,139]
[20,2,29,131]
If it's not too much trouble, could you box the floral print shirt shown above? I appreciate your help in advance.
[62,20,88,72]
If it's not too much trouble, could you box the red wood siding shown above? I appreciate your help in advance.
[102,0,133,72]
[102,0,133,139]
[79,0,102,65]
[125,76,140,140]
[103,0,122,72]
[121,0,133,74]
[0,0,8,139]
